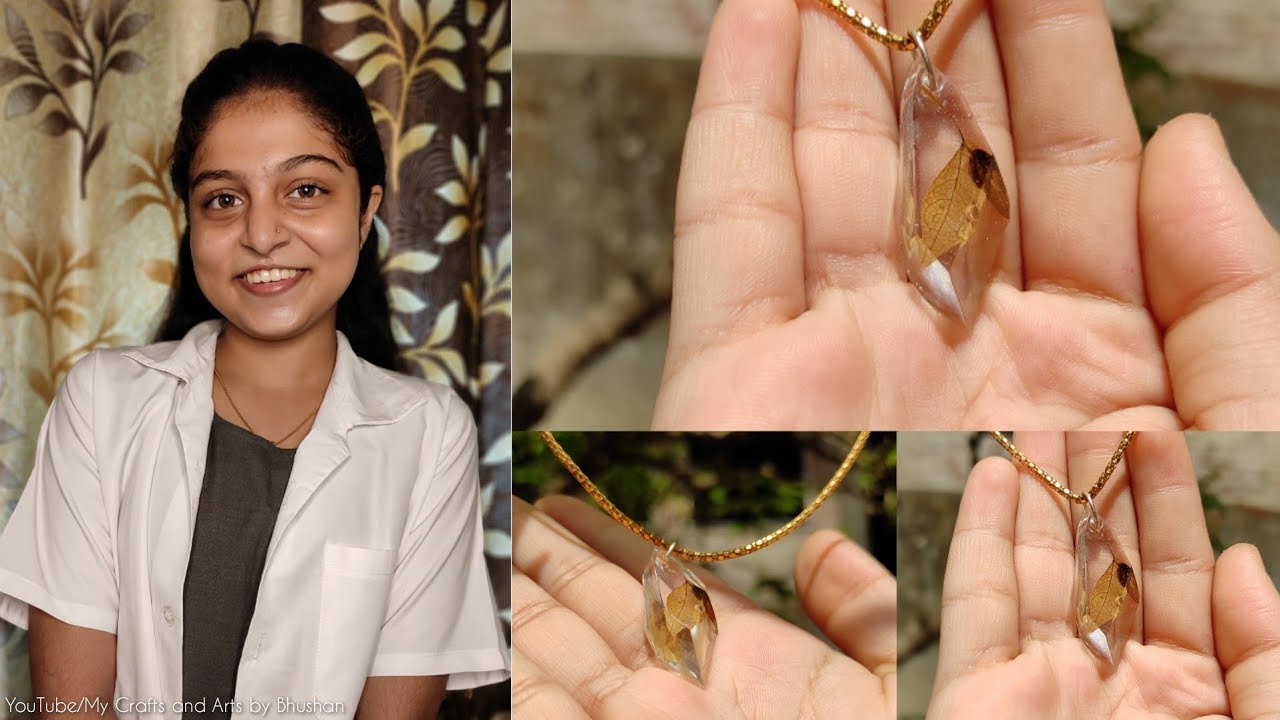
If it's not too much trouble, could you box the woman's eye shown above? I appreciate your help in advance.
[292,184,322,200]
[209,194,240,209]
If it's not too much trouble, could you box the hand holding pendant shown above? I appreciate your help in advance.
[927,432,1276,719]
[655,0,1280,430]
[511,495,896,719]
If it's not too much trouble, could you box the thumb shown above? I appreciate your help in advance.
[1212,543,1280,720]
[1139,113,1280,428]
[793,529,897,679]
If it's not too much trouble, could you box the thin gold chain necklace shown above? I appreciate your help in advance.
[822,0,953,51]
[213,368,321,447]
[991,432,1141,664]
[539,431,872,685]
[818,0,1010,325]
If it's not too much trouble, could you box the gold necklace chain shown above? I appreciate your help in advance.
[213,368,321,447]
[538,432,872,563]
[819,0,954,52]
[990,431,1136,504]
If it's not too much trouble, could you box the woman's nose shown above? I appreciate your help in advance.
[243,200,289,255]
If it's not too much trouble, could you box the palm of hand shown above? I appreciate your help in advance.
[653,0,1280,430]
[582,603,891,720]
[932,633,1226,719]
[655,283,1170,429]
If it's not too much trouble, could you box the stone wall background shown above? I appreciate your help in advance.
[513,0,1280,429]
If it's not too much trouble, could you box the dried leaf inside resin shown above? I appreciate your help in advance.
[665,582,710,636]
[976,148,1010,218]
[648,606,681,663]
[1085,560,1141,628]
[918,144,1010,265]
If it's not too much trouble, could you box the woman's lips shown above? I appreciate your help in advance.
[237,269,307,296]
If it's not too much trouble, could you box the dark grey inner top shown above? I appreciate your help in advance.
[182,413,295,719]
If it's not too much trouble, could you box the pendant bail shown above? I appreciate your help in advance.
[1083,492,1101,530]
[911,31,939,90]
[664,541,677,558]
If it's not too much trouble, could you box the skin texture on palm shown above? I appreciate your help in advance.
[929,432,1280,719]
[653,0,1280,430]
[512,495,896,719]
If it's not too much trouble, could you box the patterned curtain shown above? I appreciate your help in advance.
[0,0,510,715]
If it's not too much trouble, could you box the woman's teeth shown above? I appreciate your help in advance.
[243,268,301,284]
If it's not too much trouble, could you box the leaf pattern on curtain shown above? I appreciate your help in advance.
[0,1,150,198]
[0,1,510,714]
[308,6,512,683]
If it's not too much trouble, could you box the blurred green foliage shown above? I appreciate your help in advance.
[1198,474,1228,555]
[1113,1,1173,140]
[513,432,896,529]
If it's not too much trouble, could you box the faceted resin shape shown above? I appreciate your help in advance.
[643,549,717,685]
[1075,516,1140,664]
[898,57,1010,323]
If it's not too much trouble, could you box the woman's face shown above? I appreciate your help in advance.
[187,92,382,342]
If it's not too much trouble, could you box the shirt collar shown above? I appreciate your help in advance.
[121,318,426,428]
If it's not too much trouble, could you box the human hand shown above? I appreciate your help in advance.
[653,0,1280,430]
[928,432,1280,719]
[511,495,896,719]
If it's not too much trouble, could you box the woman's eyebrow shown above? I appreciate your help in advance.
[190,168,241,190]
[189,155,343,191]
[277,153,343,174]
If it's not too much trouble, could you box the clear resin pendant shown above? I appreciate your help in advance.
[1075,513,1140,664]
[898,38,1010,323]
[642,547,717,685]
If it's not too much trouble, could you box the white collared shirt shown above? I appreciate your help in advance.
[0,320,510,719]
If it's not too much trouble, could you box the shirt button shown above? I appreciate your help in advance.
[162,606,176,626]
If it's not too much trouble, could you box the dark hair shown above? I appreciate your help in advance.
[154,39,400,371]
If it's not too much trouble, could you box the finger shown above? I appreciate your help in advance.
[1076,407,1184,431]
[793,1,899,293]
[535,495,661,578]
[1213,544,1280,720]
[1010,432,1074,640]
[511,647,590,720]
[512,496,649,668]
[511,569,633,714]
[991,0,1145,304]
[1139,113,1280,428]
[535,495,754,614]
[1128,432,1215,656]
[669,0,805,360]
[888,0,1021,287]
[1066,431,1143,643]
[936,457,1020,687]
[793,529,897,677]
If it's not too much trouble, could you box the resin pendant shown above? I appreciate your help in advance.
[898,38,1010,323]
[1075,514,1140,664]
[642,548,717,685]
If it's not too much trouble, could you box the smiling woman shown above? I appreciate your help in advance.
[0,39,509,720]
[157,41,395,371]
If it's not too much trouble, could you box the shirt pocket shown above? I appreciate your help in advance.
[314,543,396,711]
